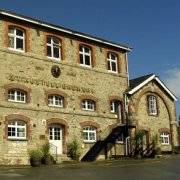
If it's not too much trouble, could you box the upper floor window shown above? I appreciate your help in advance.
[8,120,26,140]
[79,45,92,67]
[48,95,64,107]
[47,36,61,60]
[107,52,118,73]
[8,26,25,52]
[83,126,96,142]
[160,132,170,145]
[8,89,26,103]
[82,99,95,111]
[110,100,122,120]
[148,96,157,115]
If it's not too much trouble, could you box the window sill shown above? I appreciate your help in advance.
[82,109,95,112]
[161,144,170,146]
[148,114,159,117]
[80,64,92,68]
[48,105,63,108]
[7,138,28,141]
[8,48,25,53]
[83,141,96,144]
[8,100,26,104]
[47,56,61,61]
[116,142,125,144]
[108,70,118,74]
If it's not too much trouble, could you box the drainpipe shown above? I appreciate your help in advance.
[125,53,129,87]
[125,136,130,155]
[124,94,129,125]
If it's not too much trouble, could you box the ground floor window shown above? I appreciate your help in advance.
[83,126,96,142]
[160,132,170,145]
[116,132,124,143]
[8,120,26,139]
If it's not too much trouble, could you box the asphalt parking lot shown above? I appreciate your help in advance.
[0,155,180,180]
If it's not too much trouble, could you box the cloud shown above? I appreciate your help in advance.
[164,68,180,98]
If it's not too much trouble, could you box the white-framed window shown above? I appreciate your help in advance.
[79,45,92,67]
[8,120,26,140]
[160,132,170,145]
[107,52,118,73]
[116,132,124,143]
[8,89,26,103]
[148,96,157,115]
[8,26,25,52]
[47,36,61,60]
[49,126,61,140]
[83,126,96,142]
[110,100,122,120]
[48,95,63,107]
[82,99,95,111]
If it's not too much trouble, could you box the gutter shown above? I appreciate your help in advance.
[0,10,132,52]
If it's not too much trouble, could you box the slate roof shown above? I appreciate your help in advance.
[127,74,177,101]
[129,74,155,92]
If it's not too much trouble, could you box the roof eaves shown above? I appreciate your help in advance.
[155,77,177,101]
[0,9,132,52]
[127,74,156,95]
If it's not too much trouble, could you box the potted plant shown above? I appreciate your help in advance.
[41,141,53,165]
[67,138,81,161]
[29,149,43,167]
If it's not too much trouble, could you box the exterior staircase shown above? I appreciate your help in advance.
[81,126,132,162]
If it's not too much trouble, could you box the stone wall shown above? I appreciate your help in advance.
[0,18,129,165]
[128,81,179,152]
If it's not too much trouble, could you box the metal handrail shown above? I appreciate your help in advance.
[49,143,58,162]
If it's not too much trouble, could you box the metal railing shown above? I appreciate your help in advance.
[50,143,58,162]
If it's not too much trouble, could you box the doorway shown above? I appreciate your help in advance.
[49,125,62,154]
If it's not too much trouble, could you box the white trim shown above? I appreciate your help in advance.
[0,10,132,52]
[82,99,95,111]
[128,74,155,95]
[125,53,129,86]
[107,52,118,73]
[83,126,96,142]
[155,77,177,101]
[127,74,177,101]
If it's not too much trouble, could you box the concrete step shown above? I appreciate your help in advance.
[55,154,72,164]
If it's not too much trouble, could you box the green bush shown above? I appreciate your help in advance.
[67,138,81,160]
[29,149,43,161]
[42,141,51,158]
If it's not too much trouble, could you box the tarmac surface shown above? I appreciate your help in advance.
[0,155,180,180]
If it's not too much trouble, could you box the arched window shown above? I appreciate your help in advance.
[107,52,118,73]
[79,45,92,67]
[48,95,64,107]
[8,120,26,140]
[47,36,61,60]
[160,132,170,145]
[8,89,26,103]
[83,126,96,142]
[8,26,25,51]
[148,95,157,115]
[82,99,95,111]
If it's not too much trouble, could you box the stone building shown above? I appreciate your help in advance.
[0,10,178,165]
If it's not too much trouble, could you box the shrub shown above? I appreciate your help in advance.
[67,138,81,160]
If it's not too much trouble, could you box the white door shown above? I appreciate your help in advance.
[49,125,62,154]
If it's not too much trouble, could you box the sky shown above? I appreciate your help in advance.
[0,0,180,119]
